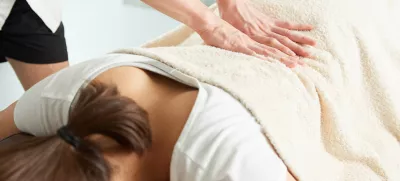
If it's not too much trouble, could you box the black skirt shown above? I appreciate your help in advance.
[0,0,68,64]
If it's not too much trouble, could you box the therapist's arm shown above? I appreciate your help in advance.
[0,102,20,140]
[141,0,303,67]
[141,0,220,33]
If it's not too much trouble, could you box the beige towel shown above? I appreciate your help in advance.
[116,0,400,180]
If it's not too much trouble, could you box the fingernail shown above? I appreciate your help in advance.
[289,51,296,56]
[302,52,310,57]
[287,62,297,68]
[311,41,317,46]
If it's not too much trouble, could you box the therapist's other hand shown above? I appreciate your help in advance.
[217,0,316,57]
[198,20,302,68]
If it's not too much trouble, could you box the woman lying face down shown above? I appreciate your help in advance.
[1,82,153,181]
[0,54,295,181]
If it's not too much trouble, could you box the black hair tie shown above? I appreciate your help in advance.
[57,126,81,148]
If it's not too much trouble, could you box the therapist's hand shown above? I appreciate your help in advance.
[141,0,313,67]
[217,0,316,58]
[198,20,301,68]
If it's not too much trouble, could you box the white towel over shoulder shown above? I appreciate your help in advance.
[116,0,400,180]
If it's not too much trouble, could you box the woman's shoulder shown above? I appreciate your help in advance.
[13,54,140,136]
[174,83,263,155]
[170,84,286,180]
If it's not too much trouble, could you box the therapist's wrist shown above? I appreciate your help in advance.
[186,6,222,34]
[217,0,243,7]
[217,0,249,12]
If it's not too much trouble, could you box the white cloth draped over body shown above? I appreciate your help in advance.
[115,0,400,180]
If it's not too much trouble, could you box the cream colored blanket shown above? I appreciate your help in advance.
[116,0,400,180]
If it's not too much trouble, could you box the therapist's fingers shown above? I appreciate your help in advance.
[253,36,296,56]
[274,20,314,31]
[250,43,298,68]
[272,27,316,46]
[268,33,310,57]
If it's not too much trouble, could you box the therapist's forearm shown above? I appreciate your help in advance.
[217,0,239,4]
[216,0,241,9]
[141,0,221,32]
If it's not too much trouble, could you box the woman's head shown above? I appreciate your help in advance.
[0,82,152,181]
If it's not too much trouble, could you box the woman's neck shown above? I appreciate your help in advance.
[96,66,198,181]
[137,70,199,181]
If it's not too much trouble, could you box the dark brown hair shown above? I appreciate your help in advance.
[0,82,152,181]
